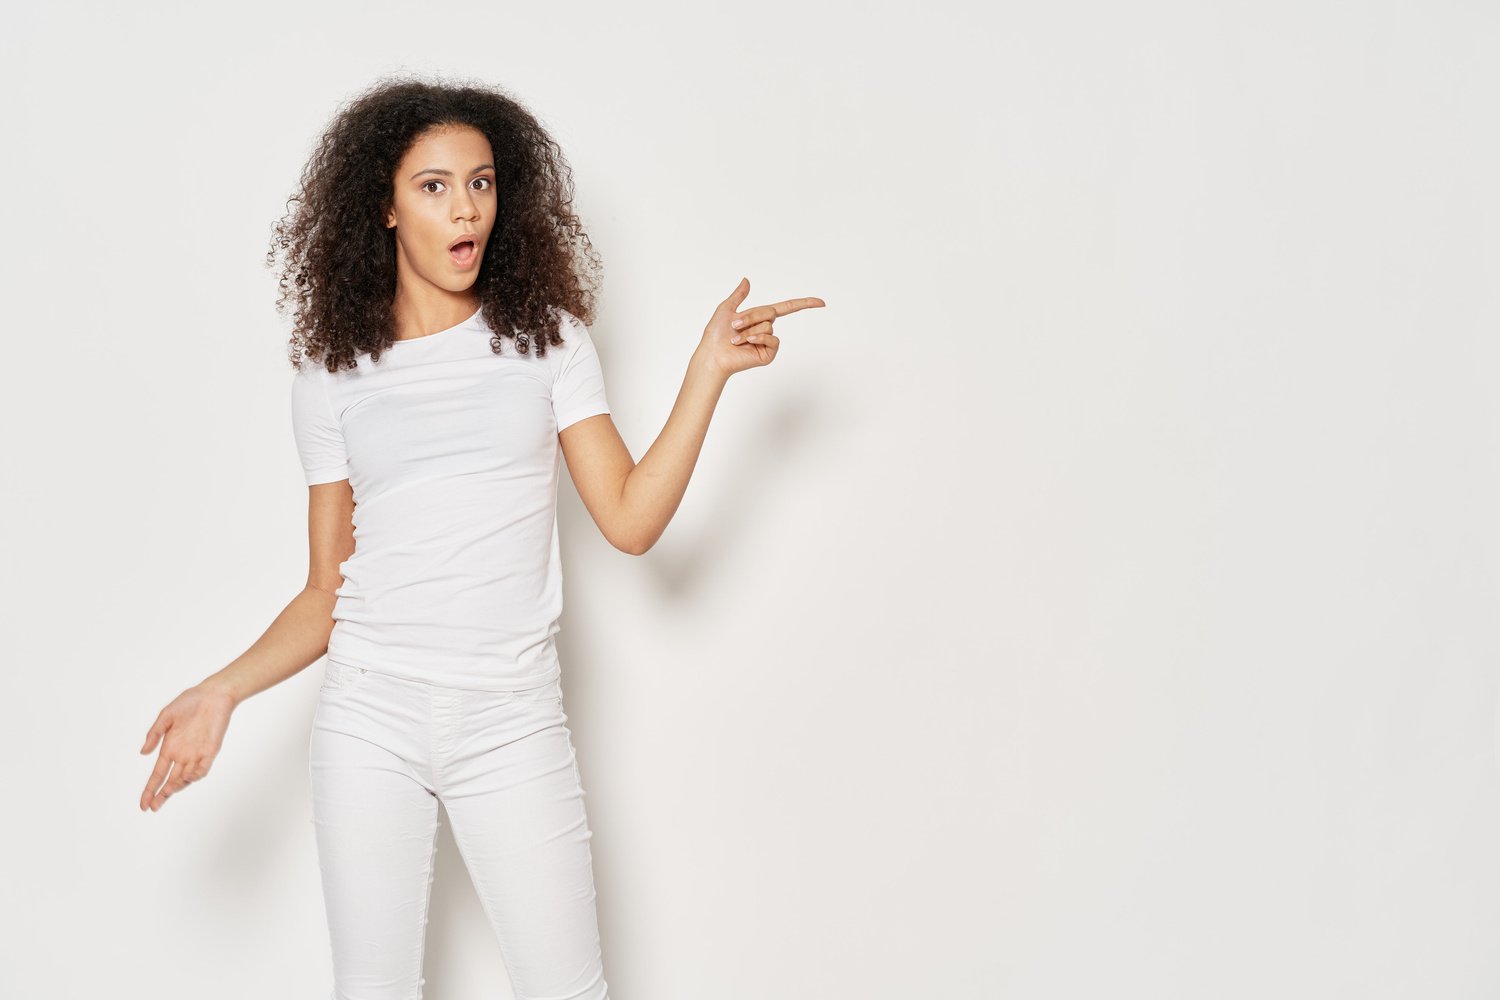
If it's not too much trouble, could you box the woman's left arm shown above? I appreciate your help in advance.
[559,277,824,555]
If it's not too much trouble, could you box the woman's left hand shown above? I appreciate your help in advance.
[697,277,825,378]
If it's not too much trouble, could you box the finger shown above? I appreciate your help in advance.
[730,307,782,333]
[160,762,199,804]
[141,713,167,754]
[148,761,177,810]
[769,296,824,316]
[720,277,751,314]
[151,761,184,810]
[141,754,174,810]
[148,755,194,811]
[729,310,762,331]
[730,320,774,344]
[738,297,825,324]
[730,297,823,330]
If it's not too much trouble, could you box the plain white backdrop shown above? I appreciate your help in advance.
[3,1,1497,997]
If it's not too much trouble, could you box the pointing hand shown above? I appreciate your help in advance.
[698,277,825,378]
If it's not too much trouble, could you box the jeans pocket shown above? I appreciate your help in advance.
[513,677,563,707]
[320,660,368,696]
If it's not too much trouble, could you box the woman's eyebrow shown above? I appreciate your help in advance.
[409,163,496,180]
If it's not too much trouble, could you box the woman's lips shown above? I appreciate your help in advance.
[449,240,477,268]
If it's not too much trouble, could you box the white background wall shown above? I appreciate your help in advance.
[3,1,1497,997]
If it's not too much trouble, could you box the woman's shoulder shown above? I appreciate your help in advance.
[291,358,331,387]
[548,306,600,355]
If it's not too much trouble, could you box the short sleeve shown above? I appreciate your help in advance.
[551,310,611,432]
[290,366,351,485]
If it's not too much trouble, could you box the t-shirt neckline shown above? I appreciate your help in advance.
[389,306,484,345]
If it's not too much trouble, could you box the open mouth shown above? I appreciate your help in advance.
[449,239,478,268]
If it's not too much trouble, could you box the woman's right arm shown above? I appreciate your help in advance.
[138,480,355,812]
[200,480,356,703]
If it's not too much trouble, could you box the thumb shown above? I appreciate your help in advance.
[721,276,750,312]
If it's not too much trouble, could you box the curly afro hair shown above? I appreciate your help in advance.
[267,73,603,374]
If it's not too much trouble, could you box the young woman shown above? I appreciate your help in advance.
[135,76,824,999]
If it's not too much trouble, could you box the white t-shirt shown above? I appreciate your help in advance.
[290,305,611,690]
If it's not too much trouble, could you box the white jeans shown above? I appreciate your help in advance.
[309,659,610,1000]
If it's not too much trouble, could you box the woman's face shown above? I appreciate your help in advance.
[385,125,498,295]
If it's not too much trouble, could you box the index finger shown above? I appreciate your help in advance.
[769,296,825,317]
[141,753,173,811]
[738,297,827,324]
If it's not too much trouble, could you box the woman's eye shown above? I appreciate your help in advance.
[422,180,445,194]
[473,177,492,191]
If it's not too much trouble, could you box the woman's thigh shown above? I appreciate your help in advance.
[311,664,442,999]
[440,683,609,1000]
